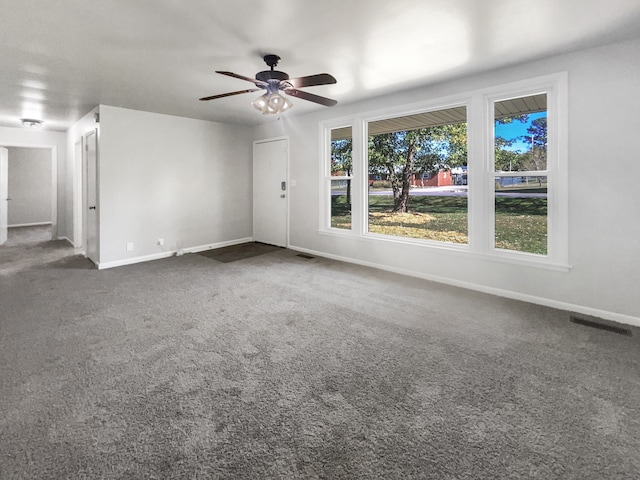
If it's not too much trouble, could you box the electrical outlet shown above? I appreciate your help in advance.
[157,238,164,246]
[126,242,134,252]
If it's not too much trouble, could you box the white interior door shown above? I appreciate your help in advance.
[0,147,8,245]
[85,131,98,264]
[253,139,288,247]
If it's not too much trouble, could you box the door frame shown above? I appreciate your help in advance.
[0,143,58,240]
[74,138,83,248]
[82,129,99,264]
[253,136,289,247]
[0,147,7,245]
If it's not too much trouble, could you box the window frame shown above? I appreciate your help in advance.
[362,100,471,248]
[483,74,568,266]
[319,73,569,271]
[320,118,359,234]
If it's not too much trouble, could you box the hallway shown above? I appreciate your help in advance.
[0,225,83,275]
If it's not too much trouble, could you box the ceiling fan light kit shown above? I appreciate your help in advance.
[20,118,43,129]
[200,54,337,115]
[251,91,293,115]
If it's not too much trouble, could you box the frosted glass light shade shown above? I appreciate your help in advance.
[251,92,293,115]
[251,94,269,112]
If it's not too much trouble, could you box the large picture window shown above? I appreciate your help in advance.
[321,74,567,268]
[367,106,468,244]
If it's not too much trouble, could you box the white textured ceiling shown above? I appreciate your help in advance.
[2,0,640,131]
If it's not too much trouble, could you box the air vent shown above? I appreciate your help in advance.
[296,253,315,259]
[570,316,632,336]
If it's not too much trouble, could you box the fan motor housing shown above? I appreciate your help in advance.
[256,70,289,83]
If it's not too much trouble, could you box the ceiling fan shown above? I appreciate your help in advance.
[199,54,337,115]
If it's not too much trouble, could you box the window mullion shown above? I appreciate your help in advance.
[352,118,365,236]
[468,93,490,253]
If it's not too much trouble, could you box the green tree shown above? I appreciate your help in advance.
[528,117,547,147]
[495,137,520,171]
[520,117,547,171]
[331,137,353,204]
[369,123,467,212]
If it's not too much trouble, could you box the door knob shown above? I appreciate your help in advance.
[89,206,96,210]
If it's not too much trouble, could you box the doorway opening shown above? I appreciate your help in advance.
[0,145,57,248]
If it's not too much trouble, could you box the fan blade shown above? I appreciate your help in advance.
[199,89,261,101]
[284,88,337,107]
[216,71,268,87]
[286,73,337,88]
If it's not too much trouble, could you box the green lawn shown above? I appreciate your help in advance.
[331,193,548,254]
[494,196,547,254]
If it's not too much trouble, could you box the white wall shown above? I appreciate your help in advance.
[7,147,52,226]
[253,37,640,324]
[97,105,253,266]
[0,126,67,239]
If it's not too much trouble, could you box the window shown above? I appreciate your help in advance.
[486,75,568,266]
[493,93,548,255]
[321,73,568,269]
[366,106,468,244]
[329,126,353,230]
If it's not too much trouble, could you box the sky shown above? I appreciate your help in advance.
[495,111,546,152]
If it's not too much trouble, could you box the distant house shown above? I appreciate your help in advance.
[410,169,453,187]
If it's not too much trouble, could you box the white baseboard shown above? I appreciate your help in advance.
[182,237,253,254]
[9,222,52,228]
[289,244,640,328]
[97,237,254,270]
[98,251,175,270]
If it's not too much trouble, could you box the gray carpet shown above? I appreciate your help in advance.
[1,242,639,479]
[0,239,79,276]
[4,224,52,246]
